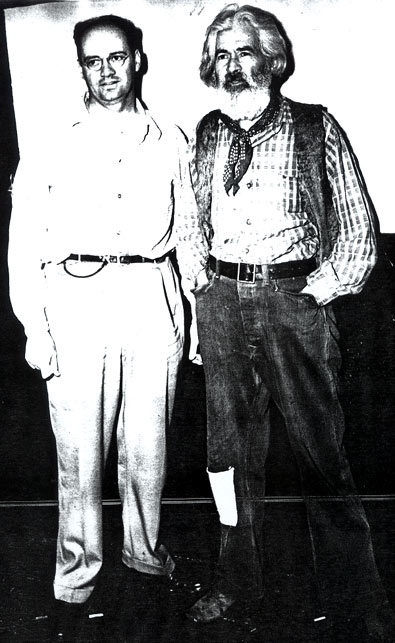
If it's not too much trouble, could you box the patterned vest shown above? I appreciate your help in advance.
[191,98,339,263]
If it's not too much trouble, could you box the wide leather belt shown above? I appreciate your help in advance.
[67,253,168,264]
[209,255,317,283]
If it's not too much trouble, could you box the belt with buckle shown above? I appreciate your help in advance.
[209,255,317,283]
[67,253,168,264]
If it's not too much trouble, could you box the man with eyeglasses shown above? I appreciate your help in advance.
[8,13,207,641]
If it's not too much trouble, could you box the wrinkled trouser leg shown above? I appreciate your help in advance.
[196,273,386,615]
[196,276,270,599]
[118,328,181,575]
[256,280,386,618]
[45,259,183,603]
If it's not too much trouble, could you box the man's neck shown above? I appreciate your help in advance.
[238,104,270,130]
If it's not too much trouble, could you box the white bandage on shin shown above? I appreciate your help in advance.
[208,467,238,527]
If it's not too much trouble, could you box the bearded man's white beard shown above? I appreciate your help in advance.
[217,85,271,123]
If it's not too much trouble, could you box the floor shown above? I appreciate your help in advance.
[1,501,394,643]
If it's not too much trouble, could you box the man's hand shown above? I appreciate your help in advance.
[299,286,319,306]
[192,268,211,296]
[189,316,202,365]
[186,289,203,365]
[182,270,210,366]
[25,330,60,380]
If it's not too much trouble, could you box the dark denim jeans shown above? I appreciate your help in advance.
[196,271,386,617]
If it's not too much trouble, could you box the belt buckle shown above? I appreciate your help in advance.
[109,256,118,263]
[237,262,256,283]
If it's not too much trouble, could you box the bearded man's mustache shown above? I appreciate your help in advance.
[223,71,250,91]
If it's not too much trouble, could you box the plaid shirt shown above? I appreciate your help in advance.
[204,97,377,305]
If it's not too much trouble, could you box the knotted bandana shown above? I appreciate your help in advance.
[221,95,280,195]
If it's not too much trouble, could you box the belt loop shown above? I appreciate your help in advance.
[215,258,221,279]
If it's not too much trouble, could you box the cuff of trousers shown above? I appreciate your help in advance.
[54,582,94,604]
[122,543,175,576]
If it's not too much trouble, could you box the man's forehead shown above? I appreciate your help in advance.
[216,25,257,51]
[81,25,130,55]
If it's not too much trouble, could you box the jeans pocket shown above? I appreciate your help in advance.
[274,276,318,307]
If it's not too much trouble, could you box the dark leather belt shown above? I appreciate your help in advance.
[209,255,317,283]
[67,253,168,264]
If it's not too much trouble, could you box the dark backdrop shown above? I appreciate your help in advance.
[0,9,394,502]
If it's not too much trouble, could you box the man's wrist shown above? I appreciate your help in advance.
[194,267,209,290]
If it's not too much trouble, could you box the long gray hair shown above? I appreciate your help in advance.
[200,4,294,89]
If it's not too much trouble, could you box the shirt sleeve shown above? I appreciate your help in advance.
[172,126,209,286]
[304,110,378,306]
[8,154,50,338]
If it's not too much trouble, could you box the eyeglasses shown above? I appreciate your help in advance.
[83,53,129,72]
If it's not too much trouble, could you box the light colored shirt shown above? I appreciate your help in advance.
[209,97,377,305]
[9,100,207,336]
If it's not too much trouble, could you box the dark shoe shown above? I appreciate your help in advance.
[50,599,85,642]
[185,586,236,623]
[364,603,395,642]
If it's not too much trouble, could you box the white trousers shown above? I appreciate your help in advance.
[44,258,184,603]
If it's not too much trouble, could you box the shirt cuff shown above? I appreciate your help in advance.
[304,259,341,306]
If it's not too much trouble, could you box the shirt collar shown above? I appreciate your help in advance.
[249,95,288,147]
[71,96,162,145]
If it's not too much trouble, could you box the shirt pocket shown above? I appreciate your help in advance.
[254,168,302,216]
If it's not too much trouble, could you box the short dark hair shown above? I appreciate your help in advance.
[73,14,146,71]
[200,3,294,89]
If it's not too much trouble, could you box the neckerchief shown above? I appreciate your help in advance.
[221,94,280,195]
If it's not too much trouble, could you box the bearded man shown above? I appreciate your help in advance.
[186,4,395,641]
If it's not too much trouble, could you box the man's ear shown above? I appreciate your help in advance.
[134,50,141,72]
[78,59,86,80]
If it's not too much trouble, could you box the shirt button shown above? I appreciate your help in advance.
[118,194,122,199]
[246,182,253,189]
[246,218,252,225]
